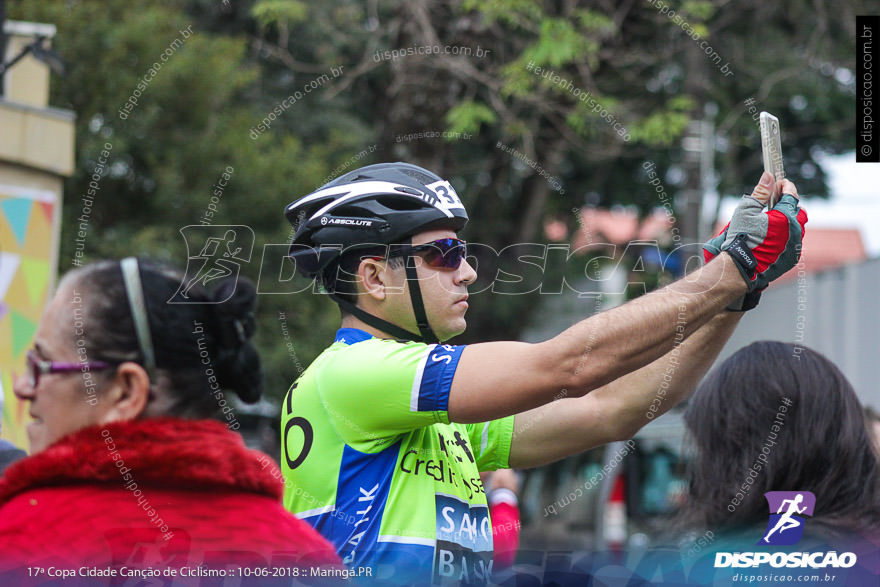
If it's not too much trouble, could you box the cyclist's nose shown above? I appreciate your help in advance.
[456,258,477,285]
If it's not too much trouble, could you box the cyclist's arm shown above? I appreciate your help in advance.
[447,252,746,424]
[506,312,740,468]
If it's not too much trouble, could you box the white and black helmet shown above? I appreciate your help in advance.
[284,162,469,342]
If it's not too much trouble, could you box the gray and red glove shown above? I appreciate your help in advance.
[703,222,758,310]
[703,172,808,310]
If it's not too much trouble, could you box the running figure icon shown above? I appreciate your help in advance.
[181,229,242,298]
[762,493,807,543]
[169,225,255,304]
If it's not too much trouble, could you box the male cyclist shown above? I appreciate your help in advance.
[280,162,806,583]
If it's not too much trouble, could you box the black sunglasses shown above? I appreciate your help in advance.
[389,238,468,269]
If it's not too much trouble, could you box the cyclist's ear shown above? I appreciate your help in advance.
[359,257,394,301]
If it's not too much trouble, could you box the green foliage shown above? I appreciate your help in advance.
[8,0,353,404]
[574,9,615,34]
[499,59,536,98]
[627,96,695,146]
[251,0,309,28]
[526,19,600,68]
[460,0,542,28]
[680,1,716,21]
[445,100,497,136]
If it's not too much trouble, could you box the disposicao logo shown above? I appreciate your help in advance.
[714,491,858,570]
[760,490,815,546]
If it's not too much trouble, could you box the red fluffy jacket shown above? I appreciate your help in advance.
[0,418,340,571]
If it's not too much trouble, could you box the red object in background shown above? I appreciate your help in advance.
[489,488,520,569]
[0,418,341,570]
[712,224,866,283]
[605,474,627,552]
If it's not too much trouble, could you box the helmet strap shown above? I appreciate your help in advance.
[323,240,440,344]
[329,293,426,342]
[325,246,440,343]
[402,251,439,344]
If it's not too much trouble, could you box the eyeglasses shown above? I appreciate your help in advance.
[25,350,114,389]
[390,238,468,270]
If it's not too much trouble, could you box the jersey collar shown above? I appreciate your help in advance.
[335,328,374,345]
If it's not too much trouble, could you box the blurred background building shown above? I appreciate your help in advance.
[0,18,73,448]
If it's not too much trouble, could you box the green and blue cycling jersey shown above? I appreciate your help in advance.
[281,328,515,584]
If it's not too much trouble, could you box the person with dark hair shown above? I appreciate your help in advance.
[680,341,880,541]
[865,406,880,458]
[279,162,807,583]
[0,258,339,574]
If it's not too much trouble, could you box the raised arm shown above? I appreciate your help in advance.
[447,173,806,425]
[506,311,741,468]
[448,254,744,423]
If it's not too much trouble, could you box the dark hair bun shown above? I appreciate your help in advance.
[211,277,262,403]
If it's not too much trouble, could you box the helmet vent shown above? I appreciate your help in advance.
[399,168,436,184]
[374,195,423,210]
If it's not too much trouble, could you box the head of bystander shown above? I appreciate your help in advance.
[680,341,880,540]
[0,258,339,574]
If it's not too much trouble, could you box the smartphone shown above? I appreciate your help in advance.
[759,112,785,208]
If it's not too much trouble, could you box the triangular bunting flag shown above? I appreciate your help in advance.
[0,198,34,247]
[19,257,49,306]
[38,201,54,223]
[0,252,21,301]
[10,310,37,358]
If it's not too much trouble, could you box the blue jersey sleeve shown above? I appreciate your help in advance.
[317,338,465,451]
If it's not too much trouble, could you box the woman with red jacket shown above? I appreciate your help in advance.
[0,258,340,579]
